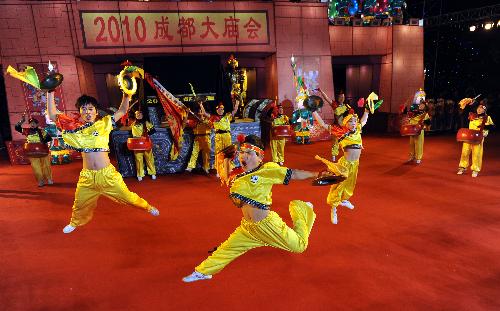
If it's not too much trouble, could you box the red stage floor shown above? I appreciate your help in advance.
[1,133,499,310]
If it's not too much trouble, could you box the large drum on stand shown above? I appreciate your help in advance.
[23,143,49,158]
[400,124,422,136]
[272,125,292,138]
[127,136,152,151]
[456,128,483,144]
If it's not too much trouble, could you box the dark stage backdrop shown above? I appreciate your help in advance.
[144,55,231,114]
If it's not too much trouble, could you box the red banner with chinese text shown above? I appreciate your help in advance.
[80,11,269,48]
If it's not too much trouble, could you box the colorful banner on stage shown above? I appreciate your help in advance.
[80,11,270,48]
[17,62,65,127]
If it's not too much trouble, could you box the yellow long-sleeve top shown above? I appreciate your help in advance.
[131,121,154,137]
[211,113,232,132]
[339,123,363,150]
[272,115,289,126]
[469,114,494,135]
[15,124,51,144]
[229,162,293,210]
[56,114,115,153]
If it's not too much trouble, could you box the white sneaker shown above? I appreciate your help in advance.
[63,224,76,234]
[415,159,421,164]
[47,179,54,185]
[182,271,212,283]
[341,200,355,210]
[149,207,160,216]
[457,168,466,175]
[472,171,479,178]
[331,207,338,224]
[38,181,45,187]
[185,168,192,172]
[151,175,157,180]
[137,176,143,181]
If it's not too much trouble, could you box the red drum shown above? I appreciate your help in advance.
[400,124,422,136]
[272,125,292,138]
[23,143,49,158]
[127,137,152,151]
[456,128,483,144]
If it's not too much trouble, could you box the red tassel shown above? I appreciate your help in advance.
[237,133,246,143]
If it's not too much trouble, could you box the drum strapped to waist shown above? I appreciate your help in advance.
[23,142,49,158]
[127,136,153,151]
[272,125,292,138]
[456,128,483,144]
[400,124,422,136]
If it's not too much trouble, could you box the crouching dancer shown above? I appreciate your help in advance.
[183,135,318,282]
[46,92,159,234]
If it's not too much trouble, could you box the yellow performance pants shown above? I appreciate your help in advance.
[214,132,232,174]
[409,130,425,161]
[459,140,484,172]
[134,150,156,177]
[195,200,316,276]
[187,135,211,171]
[29,155,52,183]
[327,156,359,207]
[69,164,152,227]
[270,138,286,163]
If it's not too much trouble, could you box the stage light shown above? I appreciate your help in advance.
[469,25,476,32]
[485,22,493,30]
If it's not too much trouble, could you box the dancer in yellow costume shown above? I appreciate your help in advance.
[403,100,431,164]
[185,103,212,174]
[46,92,159,234]
[316,88,349,161]
[200,100,238,177]
[457,101,494,177]
[313,107,370,224]
[182,135,318,282]
[131,110,156,181]
[15,116,53,187]
[270,103,290,165]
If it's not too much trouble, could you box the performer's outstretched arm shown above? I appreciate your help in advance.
[312,111,330,131]
[46,92,58,122]
[360,109,369,127]
[113,93,132,121]
[291,169,317,180]
[229,99,239,118]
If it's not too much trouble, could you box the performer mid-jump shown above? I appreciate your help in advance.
[183,135,318,282]
[46,90,159,234]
